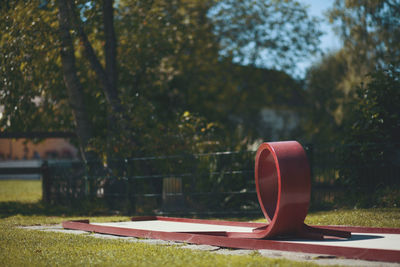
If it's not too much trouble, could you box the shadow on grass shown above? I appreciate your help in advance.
[0,200,266,221]
[0,200,114,218]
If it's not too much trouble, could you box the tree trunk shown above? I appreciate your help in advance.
[57,0,94,161]
[67,0,122,114]
[103,0,118,95]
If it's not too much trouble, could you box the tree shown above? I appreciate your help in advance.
[345,66,400,146]
[0,0,224,158]
[0,0,122,161]
[302,51,348,143]
[210,0,322,72]
[57,0,97,161]
[339,66,400,206]
[328,0,400,94]
[171,60,304,145]
[1,0,322,158]
[0,1,74,134]
[329,0,400,67]
[303,0,400,143]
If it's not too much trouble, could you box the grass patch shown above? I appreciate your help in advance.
[305,208,400,228]
[0,216,314,267]
[250,208,400,228]
[0,180,314,266]
[0,180,42,202]
[1,180,399,266]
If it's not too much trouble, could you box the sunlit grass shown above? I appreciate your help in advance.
[250,208,400,228]
[0,180,42,202]
[305,208,400,228]
[0,215,314,267]
[0,180,399,266]
[0,180,312,266]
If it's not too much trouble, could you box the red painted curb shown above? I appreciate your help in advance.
[62,218,400,263]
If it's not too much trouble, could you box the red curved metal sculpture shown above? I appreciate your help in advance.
[227,141,349,239]
[255,141,311,234]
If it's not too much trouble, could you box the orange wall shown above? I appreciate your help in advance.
[0,138,79,160]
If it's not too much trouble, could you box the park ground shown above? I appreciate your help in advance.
[0,180,399,266]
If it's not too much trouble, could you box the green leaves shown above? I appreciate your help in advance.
[349,66,400,144]
[1,0,320,158]
[0,0,71,133]
[337,66,400,203]
[210,0,322,71]
[328,0,400,70]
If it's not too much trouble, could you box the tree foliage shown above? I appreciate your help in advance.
[339,66,400,205]
[172,61,304,143]
[302,51,348,143]
[326,0,400,97]
[1,0,321,159]
[211,0,322,71]
[345,66,400,146]
[0,1,72,132]
[329,0,400,69]
[304,0,400,143]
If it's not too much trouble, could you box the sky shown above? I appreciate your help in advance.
[296,0,343,78]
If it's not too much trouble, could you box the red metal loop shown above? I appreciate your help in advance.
[255,141,311,236]
[246,141,349,239]
[228,141,311,238]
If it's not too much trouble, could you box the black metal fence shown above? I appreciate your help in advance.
[305,143,400,208]
[43,151,259,216]
[42,143,400,215]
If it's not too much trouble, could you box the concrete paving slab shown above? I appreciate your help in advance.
[181,244,220,251]
[89,233,137,241]
[21,225,89,235]
[92,221,254,233]
[136,239,179,245]
[20,224,400,266]
[214,249,253,255]
[91,220,400,253]
[289,233,400,251]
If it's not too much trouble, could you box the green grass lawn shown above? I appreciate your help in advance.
[1,216,315,267]
[0,180,42,202]
[305,208,400,228]
[0,180,399,266]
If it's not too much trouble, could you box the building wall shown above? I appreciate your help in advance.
[0,138,78,160]
[259,108,299,141]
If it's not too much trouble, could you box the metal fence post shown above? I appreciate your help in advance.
[41,160,50,203]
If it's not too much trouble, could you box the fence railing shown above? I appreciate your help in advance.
[0,160,43,180]
[43,150,259,216]
[305,143,400,208]
[42,143,400,215]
